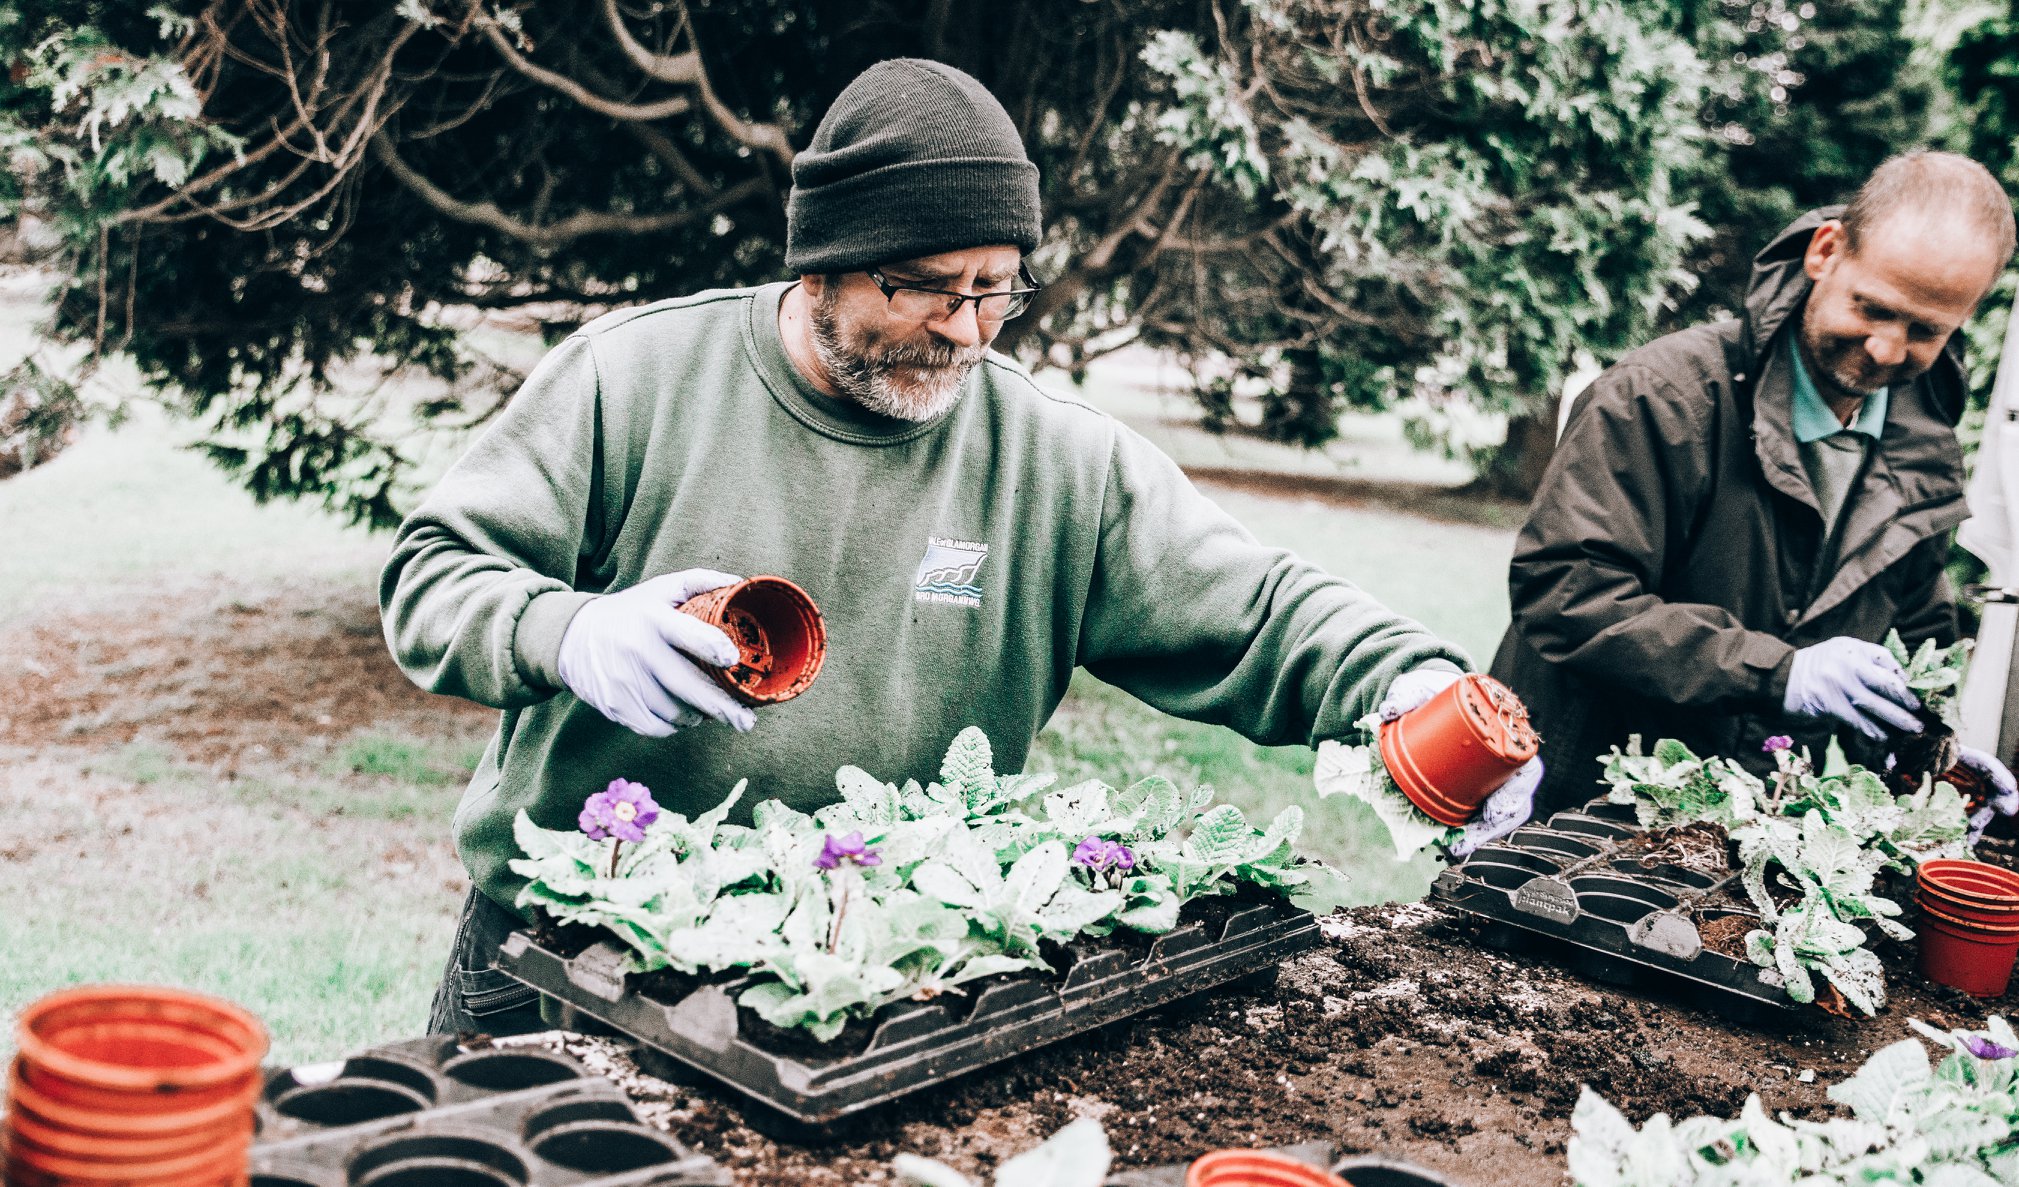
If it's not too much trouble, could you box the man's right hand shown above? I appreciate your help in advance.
[556,570,758,737]
[1782,636,1922,741]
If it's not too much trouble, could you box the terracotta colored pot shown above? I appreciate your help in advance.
[1187,1150,1352,1187]
[1917,889,2019,929]
[1916,900,2019,998]
[676,576,827,705]
[15,986,267,1102]
[6,1063,259,1136]
[1918,860,2019,908]
[1377,673,1540,827]
[4,1102,251,1163]
[3,1125,249,1185]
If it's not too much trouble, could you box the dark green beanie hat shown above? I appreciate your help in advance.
[785,58,1041,275]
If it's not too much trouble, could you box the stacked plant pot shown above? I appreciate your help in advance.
[1915,860,2019,997]
[4,985,267,1187]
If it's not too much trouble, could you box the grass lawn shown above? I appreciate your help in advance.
[0,312,1516,1063]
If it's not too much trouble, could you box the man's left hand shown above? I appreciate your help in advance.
[1448,756,1543,857]
[1959,744,2018,846]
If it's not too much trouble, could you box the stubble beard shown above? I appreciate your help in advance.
[809,287,986,422]
[1798,308,1919,398]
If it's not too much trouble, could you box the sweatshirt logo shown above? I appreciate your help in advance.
[914,537,988,608]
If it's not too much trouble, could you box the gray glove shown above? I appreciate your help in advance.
[1376,665,1463,723]
[1960,744,2018,847]
[1448,757,1543,857]
[1782,636,1921,741]
[556,569,758,737]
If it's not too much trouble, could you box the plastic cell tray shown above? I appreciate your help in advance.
[1430,799,1799,1017]
[496,901,1320,1127]
[250,1036,728,1187]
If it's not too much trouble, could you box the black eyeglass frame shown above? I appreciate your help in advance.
[862,262,1043,323]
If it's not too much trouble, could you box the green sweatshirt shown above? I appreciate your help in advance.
[380,281,1469,912]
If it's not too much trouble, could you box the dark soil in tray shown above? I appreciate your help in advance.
[1175,882,1283,936]
[529,918,604,959]
[521,898,2019,1186]
[1696,912,1758,959]
[734,1006,881,1062]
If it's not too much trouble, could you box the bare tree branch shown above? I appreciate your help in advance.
[369,133,765,250]
[477,19,693,121]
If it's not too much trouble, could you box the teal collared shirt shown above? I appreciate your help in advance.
[1787,337,1887,535]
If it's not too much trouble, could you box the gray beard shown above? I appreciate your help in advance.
[809,290,984,422]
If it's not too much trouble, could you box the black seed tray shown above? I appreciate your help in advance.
[1430,799,1799,1016]
[250,1036,728,1187]
[496,901,1319,1127]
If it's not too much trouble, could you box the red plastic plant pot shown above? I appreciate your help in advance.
[1187,1146,1348,1187]
[1918,860,2019,908]
[1917,888,2019,929]
[13,986,267,1106]
[2,1122,250,1185]
[3,1102,252,1163]
[1377,673,1540,828]
[1916,901,2019,998]
[677,576,828,706]
[6,1062,259,1136]
[1187,1150,1353,1187]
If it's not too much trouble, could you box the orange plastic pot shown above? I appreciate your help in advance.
[1919,860,2019,907]
[1187,1150,1352,1187]
[677,576,827,705]
[1377,673,1540,827]
[4,1102,251,1163]
[15,986,267,1104]
[6,1063,259,1137]
[1916,900,2019,998]
[3,1124,249,1185]
[1917,890,2019,930]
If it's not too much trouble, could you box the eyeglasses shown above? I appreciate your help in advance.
[863,264,1042,324]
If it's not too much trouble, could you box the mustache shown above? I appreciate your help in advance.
[874,337,987,372]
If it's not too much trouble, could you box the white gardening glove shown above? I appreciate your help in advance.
[1782,636,1922,741]
[1959,744,2018,847]
[1376,665,1464,723]
[1448,757,1543,857]
[556,569,757,738]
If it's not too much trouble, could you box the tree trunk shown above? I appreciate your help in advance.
[1469,395,1563,503]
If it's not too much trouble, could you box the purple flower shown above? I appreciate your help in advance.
[579,778,659,843]
[1763,736,1794,754]
[814,831,882,871]
[1072,835,1136,873]
[1961,1034,2019,1061]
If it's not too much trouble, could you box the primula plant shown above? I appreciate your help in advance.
[508,728,1341,1042]
[1570,1015,2019,1186]
[1601,736,1970,1015]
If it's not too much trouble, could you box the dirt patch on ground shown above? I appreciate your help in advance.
[510,896,2014,1187]
[0,580,492,766]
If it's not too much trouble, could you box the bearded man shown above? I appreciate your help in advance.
[381,58,1538,1035]
[1492,150,2019,828]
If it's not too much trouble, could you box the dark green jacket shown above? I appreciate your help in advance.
[1491,209,1968,815]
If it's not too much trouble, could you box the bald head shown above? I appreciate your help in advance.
[1841,150,2015,279]
[1797,152,2014,400]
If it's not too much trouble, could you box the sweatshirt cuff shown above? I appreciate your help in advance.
[515,590,599,694]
